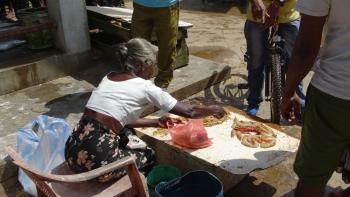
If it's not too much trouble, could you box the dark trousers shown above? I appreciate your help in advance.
[244,19,305,107]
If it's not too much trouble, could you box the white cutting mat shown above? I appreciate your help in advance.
[138,112,300,174]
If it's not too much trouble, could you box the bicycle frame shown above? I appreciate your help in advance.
[265,25,290,123]
[264,25,287,101]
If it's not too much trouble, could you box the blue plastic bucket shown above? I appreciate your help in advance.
[155,171,223,197]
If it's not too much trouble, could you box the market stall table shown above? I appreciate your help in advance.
[136,106,300,192]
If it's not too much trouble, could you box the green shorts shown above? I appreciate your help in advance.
[294,85,350,186]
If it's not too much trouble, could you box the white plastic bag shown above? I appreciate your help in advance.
[16,115,71,196]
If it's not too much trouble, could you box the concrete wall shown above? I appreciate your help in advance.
[46,0,91,54]
[0,51,91,95]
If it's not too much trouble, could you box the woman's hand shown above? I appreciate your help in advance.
[208,105,227,119]
[170,102,226,119]
[158,116,183,128]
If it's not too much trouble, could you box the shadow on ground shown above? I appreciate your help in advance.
[70,52,118,87]
[226,175,277,197]
[42,52,122,119]
[44,92,91,119]
[188,73,248,110]
[226,177,342,197]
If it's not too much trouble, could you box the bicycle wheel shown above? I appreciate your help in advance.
[270,53,283,124]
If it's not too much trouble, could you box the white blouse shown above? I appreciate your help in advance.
[86,76,178,126]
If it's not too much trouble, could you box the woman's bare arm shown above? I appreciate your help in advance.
[125,118,159,128]
[169,102,226,119]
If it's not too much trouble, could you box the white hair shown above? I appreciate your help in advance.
[116,38,158,73]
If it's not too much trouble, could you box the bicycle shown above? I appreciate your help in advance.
[239,25,287,124]
[266,25,288,124]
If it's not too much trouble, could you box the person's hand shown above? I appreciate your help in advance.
[158,116,182,128]
[281,93,302,124]
[335,146,350,185]
[265,0,280,27]
[251,0,269,23]
[208,105,227,119]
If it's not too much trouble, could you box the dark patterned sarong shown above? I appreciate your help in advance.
[64,115,155,182]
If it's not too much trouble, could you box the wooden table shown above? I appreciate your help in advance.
[136,106,299,193]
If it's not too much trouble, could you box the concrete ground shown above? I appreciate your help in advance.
[0,0,348,196]
[176,0,347,196]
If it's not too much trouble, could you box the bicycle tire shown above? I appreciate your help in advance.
[270,53,283,124]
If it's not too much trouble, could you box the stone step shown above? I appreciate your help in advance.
[0,45,92,96]
[0,55,230,196]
